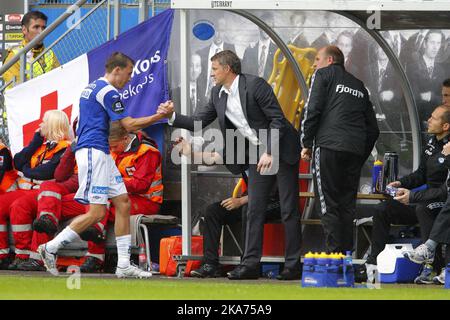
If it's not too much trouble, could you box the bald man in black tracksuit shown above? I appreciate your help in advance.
[301,46,379,253]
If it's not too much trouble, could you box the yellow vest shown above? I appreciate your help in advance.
[2,40,60,89]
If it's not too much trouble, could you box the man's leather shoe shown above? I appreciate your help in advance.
[227,265,260,280]
[276,268,301,280]
[190,263,222,278]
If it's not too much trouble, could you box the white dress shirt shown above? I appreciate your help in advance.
[220,75,260,146]
[190,81,197,111]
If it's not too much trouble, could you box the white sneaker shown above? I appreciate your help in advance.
[115,264,152,279]
[403,244,435,264]
[433,268,445,285]
[37,244,59,276]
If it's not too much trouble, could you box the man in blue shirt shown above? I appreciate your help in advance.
[38,52,165,278]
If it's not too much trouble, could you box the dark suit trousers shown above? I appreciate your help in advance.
[202,202,242,266]
[201,199,281,266]
[243,160,302,270]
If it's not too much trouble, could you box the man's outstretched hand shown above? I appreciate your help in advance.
[157,100,174,118]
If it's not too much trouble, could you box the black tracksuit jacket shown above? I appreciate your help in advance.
[300,64,379,160]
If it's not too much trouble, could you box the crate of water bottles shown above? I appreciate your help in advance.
[301,251,355,288]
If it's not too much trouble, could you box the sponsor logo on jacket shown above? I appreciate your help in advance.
[335,84,364,98]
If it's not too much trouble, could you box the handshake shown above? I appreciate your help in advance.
[157,100,175,118]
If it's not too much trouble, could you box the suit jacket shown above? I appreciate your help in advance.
[290,32,310,49]
[189,78,207,113]
[363,58,406,131]
[173,74,301,174]
[241,41,277,79]
[311,32,331,50]
[406,54,446,104]
[403,32,427,66]
[406,54,447,124]
[197,42,236,100]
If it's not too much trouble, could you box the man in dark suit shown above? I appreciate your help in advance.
[242,12,277,80]
[406,30,447,132]
[364,37,406,133]
[334,30,361,79]
[196,17,236,102]
[288,12,309,49]
[310,12,338,50]
[189,53,206,113]
[159,50,302,280]
[386,31,408,67]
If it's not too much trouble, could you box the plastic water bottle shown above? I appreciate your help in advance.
[316,252,330,266]
[327,253,342,287]
[301,252,317,287]
[138,243,148,271]
[342,251,354,287]
[372,160,383,193]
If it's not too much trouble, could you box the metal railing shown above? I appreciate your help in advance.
[0,0,170,146]
[31,0,109,67]
[0,0,97,145]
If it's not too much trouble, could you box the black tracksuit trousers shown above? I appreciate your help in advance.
[312,147,364,253]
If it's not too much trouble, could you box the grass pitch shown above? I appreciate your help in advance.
[0,273,449,300]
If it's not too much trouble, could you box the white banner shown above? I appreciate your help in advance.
[5,54,89,155]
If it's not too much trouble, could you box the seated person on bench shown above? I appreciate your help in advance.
[30,122,162,272]
[365,105,450,284]
[0,139,17,195]
[173,137,283,279]
[404,139,450,285]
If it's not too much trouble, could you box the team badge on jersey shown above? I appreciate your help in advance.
[0,156,3,166]
[112,101,125,114]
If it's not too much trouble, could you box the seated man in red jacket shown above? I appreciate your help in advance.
[26,122,162,272]
[0,140,17,195]
[12,141,84,271]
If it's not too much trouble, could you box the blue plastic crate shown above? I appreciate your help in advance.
[379,257,421,283]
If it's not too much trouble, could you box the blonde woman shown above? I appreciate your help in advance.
[0,110,72,270]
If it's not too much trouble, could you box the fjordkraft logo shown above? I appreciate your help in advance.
[335,84,364,98]
[211,1,232,8]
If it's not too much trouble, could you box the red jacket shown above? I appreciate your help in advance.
[54,147,79,193]
[54,134,160,194]
[113,134,160,194]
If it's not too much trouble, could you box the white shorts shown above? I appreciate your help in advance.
[74,148,127,205]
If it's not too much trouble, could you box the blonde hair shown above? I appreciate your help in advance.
[42,110,72,141]
[108,121,128,141]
